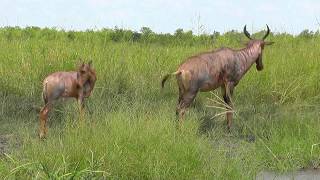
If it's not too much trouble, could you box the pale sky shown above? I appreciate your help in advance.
[1,0,320,34]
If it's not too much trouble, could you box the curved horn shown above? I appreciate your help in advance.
[262,24,270,40]
[243,25,252,40]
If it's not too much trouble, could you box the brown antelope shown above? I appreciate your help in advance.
[162,25,274,129]
[39,61,96,139]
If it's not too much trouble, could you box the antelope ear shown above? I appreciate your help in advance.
[264,41,274,45]
[78,62,84,70]
[78,61,84,67]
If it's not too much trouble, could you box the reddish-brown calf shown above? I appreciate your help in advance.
[39,61,96,139]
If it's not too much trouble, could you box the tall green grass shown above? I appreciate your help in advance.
[0,28,319,179]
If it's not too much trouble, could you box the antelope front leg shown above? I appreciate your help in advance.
[223,82,234,130]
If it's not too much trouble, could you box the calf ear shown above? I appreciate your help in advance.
[77,62,84,69]
[264,41,274,45]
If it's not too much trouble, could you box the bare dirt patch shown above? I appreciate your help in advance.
[257,169,320,180]
[0,134,14,155]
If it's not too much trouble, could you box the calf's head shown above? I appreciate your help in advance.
[77,61,97,96]
[244,25,274,71]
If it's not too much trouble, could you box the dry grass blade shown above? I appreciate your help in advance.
[206,91,236,119]
[311,143,320,156]
[210,110,235,120]
[3,153,16,164]
[9,162,36,174]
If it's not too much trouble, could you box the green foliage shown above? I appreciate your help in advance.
[298,29,317,39]
[0,26,319,179]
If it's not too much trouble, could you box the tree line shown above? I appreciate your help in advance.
[0,26,318,46]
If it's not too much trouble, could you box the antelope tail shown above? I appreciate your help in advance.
[161,71,181,89]
[42,81,48,104]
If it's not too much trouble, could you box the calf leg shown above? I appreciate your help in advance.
[78,94,85,120]
[222,82,234,129]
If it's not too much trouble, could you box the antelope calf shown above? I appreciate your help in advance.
[162,25,274,129]
[39,61,96,139]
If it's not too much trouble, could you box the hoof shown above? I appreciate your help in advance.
[39,133,46,140]
[226,125,232,133]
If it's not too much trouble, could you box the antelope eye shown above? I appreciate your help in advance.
[80,70,86,74]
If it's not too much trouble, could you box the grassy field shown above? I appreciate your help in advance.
[0,28,320,179]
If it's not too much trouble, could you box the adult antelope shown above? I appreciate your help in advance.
[39,61,96,139]
[162,25,274,129]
